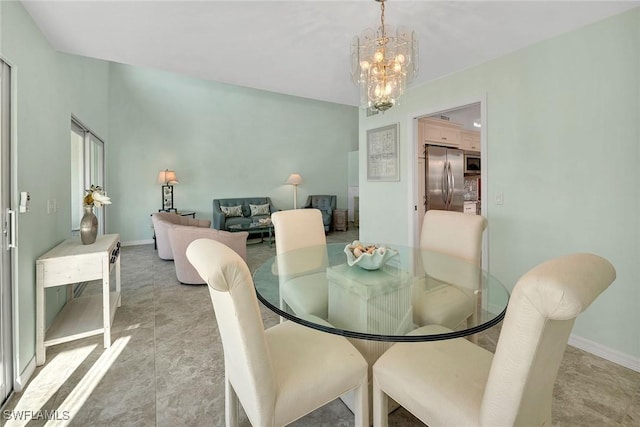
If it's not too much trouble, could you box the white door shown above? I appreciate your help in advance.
[88,133,105,233]
[0,59,14,405]
[71,119,106,235]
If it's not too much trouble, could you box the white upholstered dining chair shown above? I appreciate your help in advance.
[419,209,487,264]
[373,253,616,427]
[271,209,328,318]
[186,238,369,427]
[413,209,488,329]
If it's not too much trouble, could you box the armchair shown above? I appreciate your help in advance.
[168,227,248,285]
[151,212,211,260]
[304,195,336,232]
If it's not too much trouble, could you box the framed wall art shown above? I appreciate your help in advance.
[366,123,399,181]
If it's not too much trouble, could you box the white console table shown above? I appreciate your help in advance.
[36,234,121,366]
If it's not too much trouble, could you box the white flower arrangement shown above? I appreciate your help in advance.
[83,185,112,208]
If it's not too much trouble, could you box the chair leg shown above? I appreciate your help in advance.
[354,377,369,427]
[225,376,239,427]
[373,380,388,427]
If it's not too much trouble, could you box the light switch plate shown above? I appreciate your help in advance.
[20,191,30,213]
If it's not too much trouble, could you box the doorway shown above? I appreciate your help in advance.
[411,98,488,268]
[71,118,106,236]
[0,59,14,406]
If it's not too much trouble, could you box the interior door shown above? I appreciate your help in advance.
[413,101,487,266]
[0,59,14,406]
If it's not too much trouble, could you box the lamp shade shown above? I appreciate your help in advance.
[286,173,303,185]
[158,169,179,185]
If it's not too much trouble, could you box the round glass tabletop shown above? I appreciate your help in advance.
[253,242,510,342]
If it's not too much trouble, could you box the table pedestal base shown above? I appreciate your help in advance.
[339,338,400,424]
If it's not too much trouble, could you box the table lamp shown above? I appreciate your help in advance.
[158,169,179,212]
[286,173,303,209]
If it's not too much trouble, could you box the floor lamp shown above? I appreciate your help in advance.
[286,173,303,209]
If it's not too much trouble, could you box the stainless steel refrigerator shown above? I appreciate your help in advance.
[424,145,464,212]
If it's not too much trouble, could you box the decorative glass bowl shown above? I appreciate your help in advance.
[344,241,398,270]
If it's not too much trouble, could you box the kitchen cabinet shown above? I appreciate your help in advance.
[460,130,481,152]
[419,118,461,147]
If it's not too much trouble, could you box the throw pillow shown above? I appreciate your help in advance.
[221,205,243,217]
[249,203,270,217]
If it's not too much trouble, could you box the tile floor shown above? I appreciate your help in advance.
[2,226,639,426]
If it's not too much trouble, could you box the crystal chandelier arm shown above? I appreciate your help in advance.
[379,0,386,40]
[352,0,418,112]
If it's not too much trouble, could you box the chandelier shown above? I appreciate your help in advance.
[351,0,418,112]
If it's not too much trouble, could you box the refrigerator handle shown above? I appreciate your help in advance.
[447,162,456,209]
[446,162,452,208]
[441,161,448,206]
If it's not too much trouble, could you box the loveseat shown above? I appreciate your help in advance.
[213,197,278,231]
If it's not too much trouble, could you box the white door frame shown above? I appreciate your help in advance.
[0,57,15,405]
[406,94,488,270]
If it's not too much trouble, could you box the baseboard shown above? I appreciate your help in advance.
[121,239,153,247]
[481,312,639,373]
[569,334,640,373]
[14,356,35,392]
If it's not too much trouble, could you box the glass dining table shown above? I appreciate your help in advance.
[253,242,510,342]
[252,242,510,415]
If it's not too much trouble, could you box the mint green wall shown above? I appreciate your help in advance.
[1,1,110,375]
[106,64,358,243]
[359,8,640,358]
[1,0,356,378]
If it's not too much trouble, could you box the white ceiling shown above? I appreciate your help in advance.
[20,1,640,106]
